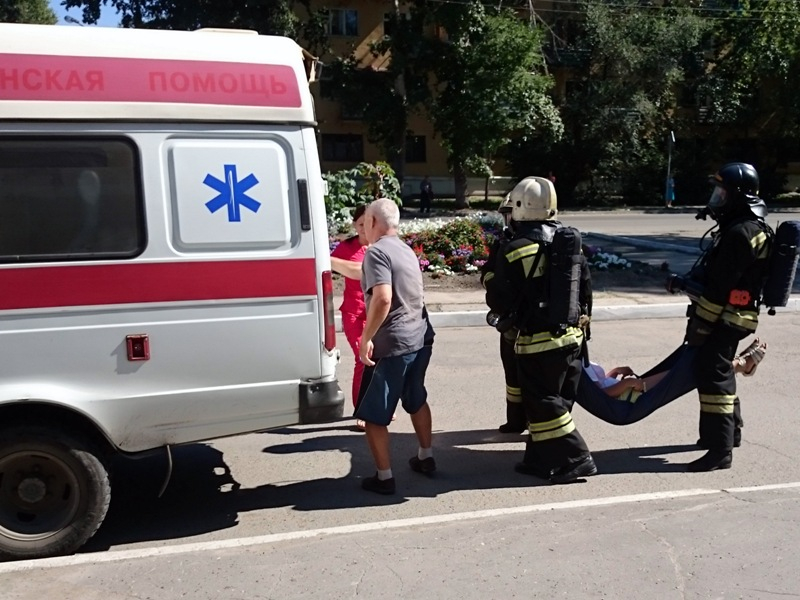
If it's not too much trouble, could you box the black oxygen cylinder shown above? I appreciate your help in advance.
[548,226,582,327]
[762,220,800,313]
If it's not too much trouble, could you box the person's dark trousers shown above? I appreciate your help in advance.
[516,342,590,471]
[420,193,431,213]
[695,323,749,451]
[499,330,526,431]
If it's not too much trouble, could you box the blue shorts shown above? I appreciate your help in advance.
[354,346,432,426]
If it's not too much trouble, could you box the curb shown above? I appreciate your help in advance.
[335,297,800,331]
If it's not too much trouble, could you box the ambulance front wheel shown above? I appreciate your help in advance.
[0,426,111,561]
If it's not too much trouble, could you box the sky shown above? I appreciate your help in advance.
[49,0,119,27]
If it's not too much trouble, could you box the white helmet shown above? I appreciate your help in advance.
[510,176,557,222]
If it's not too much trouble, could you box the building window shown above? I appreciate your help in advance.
[327,9,358,37]
[321,134,364,162]
[405,135,427,163]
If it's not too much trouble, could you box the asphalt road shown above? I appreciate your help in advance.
[4,312,800,599]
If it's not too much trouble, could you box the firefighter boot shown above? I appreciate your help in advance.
[697,427,741,449]
[498,401,527,434]
[687,449,733,472]
[514,441,552,479]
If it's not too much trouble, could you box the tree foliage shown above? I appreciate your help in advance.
[544,1,707,204]
[428,3,562,207]
[62,0,316,38]
[0,0,57,24]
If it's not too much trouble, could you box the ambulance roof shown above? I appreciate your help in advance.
[0,23,315,124]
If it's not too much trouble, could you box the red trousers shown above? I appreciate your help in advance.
[341,311,366,407]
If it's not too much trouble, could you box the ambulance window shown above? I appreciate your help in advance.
[0,138,144,263]
[167,139,292,251]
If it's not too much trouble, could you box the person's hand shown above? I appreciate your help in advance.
[607,366,635,379]
[360,339,375,366]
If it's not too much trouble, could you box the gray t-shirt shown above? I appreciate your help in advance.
[362,234,427,358]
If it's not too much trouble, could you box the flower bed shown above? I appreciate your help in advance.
[330,213,632,276]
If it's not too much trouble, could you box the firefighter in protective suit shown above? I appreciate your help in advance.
[678,162,772,472]
[485,177,596,484]
[481,196,526,433]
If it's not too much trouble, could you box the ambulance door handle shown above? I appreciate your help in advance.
[297,179,311,231]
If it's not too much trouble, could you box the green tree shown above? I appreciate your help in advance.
[428,3,563,208]
[695,0,800,196]
[62,0,317,38]
[565,0,706,202]
[0,0,57,24]
[548,1,707,205]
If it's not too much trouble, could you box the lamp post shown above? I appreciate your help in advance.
[665,130,675,207]
[64,15,84,26]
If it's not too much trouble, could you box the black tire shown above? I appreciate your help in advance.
[0,426,111,561]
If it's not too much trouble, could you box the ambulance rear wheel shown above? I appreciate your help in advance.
[0,426,111,561]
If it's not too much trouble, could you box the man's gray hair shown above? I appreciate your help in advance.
[368,197,400,229]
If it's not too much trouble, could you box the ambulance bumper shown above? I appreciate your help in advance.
[299,379,345,424]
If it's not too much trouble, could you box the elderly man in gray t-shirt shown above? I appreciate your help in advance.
[355,198,435,495]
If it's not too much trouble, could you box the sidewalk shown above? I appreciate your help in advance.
[333,233,800,329]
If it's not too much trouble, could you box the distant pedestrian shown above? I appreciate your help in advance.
[665,177,675,208]
[419,175,434,214]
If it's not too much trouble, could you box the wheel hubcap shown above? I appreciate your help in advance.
[17,477,47,504]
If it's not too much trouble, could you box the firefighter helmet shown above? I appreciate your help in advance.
[509,176,557,222]
[707,162,766,220]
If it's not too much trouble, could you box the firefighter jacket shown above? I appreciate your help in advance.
[688,216,772,334]
[484,222,591,353]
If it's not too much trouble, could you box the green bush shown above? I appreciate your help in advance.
[324,161,402,234]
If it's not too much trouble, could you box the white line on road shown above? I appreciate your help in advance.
[3,481,799,574]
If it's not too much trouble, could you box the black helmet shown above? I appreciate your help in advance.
[706,162,766,221]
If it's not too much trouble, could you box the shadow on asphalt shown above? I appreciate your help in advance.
[81,427,699,554]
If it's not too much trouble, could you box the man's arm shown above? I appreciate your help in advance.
[359,283,392,366]
[330,256,363,280]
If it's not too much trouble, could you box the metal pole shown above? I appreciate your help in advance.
[665,130,675,206]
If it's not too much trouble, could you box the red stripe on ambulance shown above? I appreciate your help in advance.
[0,259,317,310]
[0,54,302,107]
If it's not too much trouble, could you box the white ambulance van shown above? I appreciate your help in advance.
[0,23,344,560]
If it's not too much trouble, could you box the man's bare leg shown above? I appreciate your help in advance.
[364,423,391,470]
[410,402,432,449]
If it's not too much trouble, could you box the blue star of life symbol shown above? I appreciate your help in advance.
[203,165,261,222]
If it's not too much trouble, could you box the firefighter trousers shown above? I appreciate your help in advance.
[516,342,591,471]
[500,329,526,429]
[695,323,748,451]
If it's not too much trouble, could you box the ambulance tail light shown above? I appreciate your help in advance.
[322,270,336,351]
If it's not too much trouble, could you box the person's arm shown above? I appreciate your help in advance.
[359,283,392,366]
[330,256,363,280]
